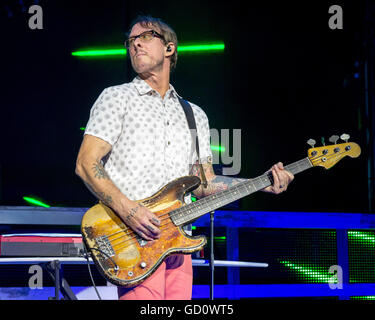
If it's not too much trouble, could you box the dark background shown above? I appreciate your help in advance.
[0,0,371,214]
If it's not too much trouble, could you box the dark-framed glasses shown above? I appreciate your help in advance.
[125,30,164,49]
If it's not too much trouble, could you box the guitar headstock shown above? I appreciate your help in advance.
[307,134,361,169]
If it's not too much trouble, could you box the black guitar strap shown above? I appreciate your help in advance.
[178,98,208,188]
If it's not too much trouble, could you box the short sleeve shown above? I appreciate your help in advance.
[191,104,213,164]
[84,87,125,146]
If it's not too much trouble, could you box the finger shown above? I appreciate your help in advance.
[150,216,161,226]
[274,166,288,188]
[276,162,284,170]
[271,169,281,192]
[286,171,295,181]
[136,224,157,241]
[139,214,161,237]
[280,170,294,187]
[146,224,161,237]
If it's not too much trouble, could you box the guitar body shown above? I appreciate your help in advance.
[81,175,206,287]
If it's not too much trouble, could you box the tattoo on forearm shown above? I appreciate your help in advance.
[92,161,110,179]
[97,192,113,205]
[84,181,113,205]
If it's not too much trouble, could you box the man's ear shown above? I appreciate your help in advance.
[165,42,175,56]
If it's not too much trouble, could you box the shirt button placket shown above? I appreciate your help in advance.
[165,99,174,180]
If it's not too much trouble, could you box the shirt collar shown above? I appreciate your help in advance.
[132,76,182,99]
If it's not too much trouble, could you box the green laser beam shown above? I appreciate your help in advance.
[280,260,334,282]
[72,43,225,57]
[23,196,50,208]
[177,43,225,52]
[72,48,127,57]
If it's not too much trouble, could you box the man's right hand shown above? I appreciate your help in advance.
[120,202,161,241]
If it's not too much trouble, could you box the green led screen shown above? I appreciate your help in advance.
[237,229,337,284]
[349,230,375,283]
[191,228,375,288]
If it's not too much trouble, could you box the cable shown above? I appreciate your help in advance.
[82,245,102,300]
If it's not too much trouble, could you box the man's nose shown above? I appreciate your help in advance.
[133,37,143,48]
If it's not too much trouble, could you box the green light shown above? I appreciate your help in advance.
[280,260,334,283]
[351,296,375,300]
[192,226,196,230]
[72,48,127,57]
[191,195,197,202]
[214,236,226,240]
[71,43,225,57]
[210,145,226,152]
[177,43,225,52]
[348,231,375,244]
[80,127,85,131]
[23,196,50,208]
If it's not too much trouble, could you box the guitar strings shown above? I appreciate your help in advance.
[106,155,328,252]
[101,151,346,253]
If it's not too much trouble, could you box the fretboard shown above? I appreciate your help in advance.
[170,157,313,226]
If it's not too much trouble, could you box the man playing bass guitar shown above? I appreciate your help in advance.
[75,15,294,300]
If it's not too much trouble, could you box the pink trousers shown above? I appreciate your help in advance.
[117,254,192,300]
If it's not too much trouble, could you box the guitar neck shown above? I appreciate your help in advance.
[170,157,313,226]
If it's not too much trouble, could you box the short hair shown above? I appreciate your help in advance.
[126,15,178,71]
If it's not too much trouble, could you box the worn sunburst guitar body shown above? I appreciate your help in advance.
[81,176,205,287]
[81,138,361,287]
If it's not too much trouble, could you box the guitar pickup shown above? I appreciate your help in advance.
[95,235,115,257]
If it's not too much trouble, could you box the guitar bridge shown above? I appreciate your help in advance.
[95,235,115,257]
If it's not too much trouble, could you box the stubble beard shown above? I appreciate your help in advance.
[132,54,164,75]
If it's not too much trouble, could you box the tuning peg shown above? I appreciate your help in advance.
[321,137,325,146]
[340,133,350,142]
[329,135,340,144]
[307,139,316,148]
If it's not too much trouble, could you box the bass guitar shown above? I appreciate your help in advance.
[81,135,361,287]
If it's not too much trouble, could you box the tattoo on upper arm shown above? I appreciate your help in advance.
[92,161,110,179]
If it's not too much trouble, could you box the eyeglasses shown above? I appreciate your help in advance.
[125,30,164,49]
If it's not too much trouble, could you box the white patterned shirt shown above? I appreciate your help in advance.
[84,76,212,202]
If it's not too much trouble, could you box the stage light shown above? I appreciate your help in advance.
[71,43,225,57]
[280,260,334,283]
[23,196,50,208]
[214,236,226,241]
[72,49,127,57]
[210,145,226,152]
[177,43,225,53]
